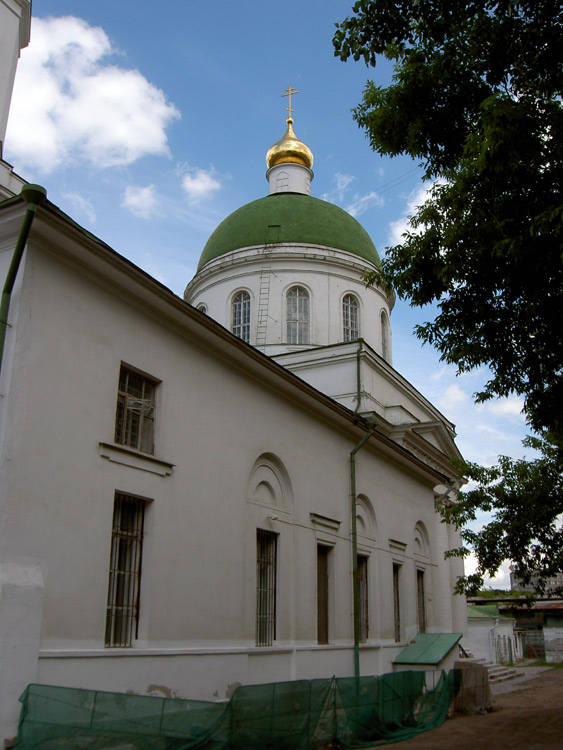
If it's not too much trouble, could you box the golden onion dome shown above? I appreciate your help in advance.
[266,118,314,169]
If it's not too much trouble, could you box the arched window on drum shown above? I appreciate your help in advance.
[343,294,360,341]
[232,291,251,343]
[286,286,310,345]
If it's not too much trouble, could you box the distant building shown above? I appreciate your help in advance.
[509,567,563,594]
[464,603,520,664]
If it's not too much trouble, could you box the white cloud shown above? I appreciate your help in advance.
[321,173,355,203]
[481,396,525,419]
[60,191,96,224]
[346,191,384,218]
[438,383,468,412]
[464,552,512,590]
[180,166,221,203]
[322,173,383,217]
[429,365,450,382]
[122,184,158,219]
[388,182,435,246]
[5,16,180,174]
[487,560,512,589]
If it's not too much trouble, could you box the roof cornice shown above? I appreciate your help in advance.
[2,197,453,487]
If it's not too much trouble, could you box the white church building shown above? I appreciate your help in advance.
[0,2,466,743]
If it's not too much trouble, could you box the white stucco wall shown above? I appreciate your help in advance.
[184,245,394,363]
[544,627,563,663]
[0,0,30,149]
[0,205,466,741]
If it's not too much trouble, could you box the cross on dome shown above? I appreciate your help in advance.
[266,87,313,171]
[282,85,299,121]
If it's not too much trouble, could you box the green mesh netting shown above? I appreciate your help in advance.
[14,670,459,750]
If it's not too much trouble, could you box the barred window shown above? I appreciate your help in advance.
[417,569,426,634]
[287,286,310,345]
[317,545,330,644]
[232,291,251,343]
[358,555,369,642]
[105,493,146,647]
[343,294,360,341]
[256,530,277,646]
[114,366,157,454]
[393,563,401,643]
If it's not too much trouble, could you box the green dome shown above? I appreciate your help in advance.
[197,192,380,272]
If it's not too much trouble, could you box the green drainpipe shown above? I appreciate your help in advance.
[350,422,376,678]
[0,184,46,376]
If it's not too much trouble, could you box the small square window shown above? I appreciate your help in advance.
[114,366,158,454]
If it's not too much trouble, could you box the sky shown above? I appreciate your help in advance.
[4,1,535,586]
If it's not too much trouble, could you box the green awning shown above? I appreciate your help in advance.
[393,633,462,666]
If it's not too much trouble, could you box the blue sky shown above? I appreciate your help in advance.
[5,1,534,585]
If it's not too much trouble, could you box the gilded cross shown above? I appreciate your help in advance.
[282,86,299,119]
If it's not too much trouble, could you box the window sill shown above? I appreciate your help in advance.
[99,443,174,477]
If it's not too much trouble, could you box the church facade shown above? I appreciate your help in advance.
[0,4,466,744]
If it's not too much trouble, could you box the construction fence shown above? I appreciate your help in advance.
[14,670,461,750]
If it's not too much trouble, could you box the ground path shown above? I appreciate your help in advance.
[379,666,563,749]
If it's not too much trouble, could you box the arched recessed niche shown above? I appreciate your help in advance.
[356,494,377,543]
[413,521,431,560]
[247,453,293,510]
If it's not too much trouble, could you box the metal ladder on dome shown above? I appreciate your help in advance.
[255,264,271,350]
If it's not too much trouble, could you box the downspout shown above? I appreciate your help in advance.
[354,339,363,413]
[0,184,46,376]
[350,422,376,678]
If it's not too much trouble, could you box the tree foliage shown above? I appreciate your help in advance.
[334,1,563,439]
[334,1,563,592]
[445,435,563,595]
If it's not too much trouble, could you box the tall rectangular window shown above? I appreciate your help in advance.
[105,493,146,647]
[317,545,330,644]
[417,569,426,633]
[393,563,401,643]
[114,366,157,454]
[358,555,369,642]
[256,530,277,646]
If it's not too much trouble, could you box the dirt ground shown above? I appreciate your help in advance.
[383,667,563,750]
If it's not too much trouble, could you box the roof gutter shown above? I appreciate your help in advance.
[0,184,47,377]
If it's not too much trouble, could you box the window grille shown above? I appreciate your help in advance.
[114,367,156,454]
[393,563,401,643]
[232,291,251,343]
[287,286,310,345]
[343,294,359,341]
[358,555,369,642]
[105,493,145,647]
[417,569,426,633]
[256,530,277,646]
[317,545,329,644]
